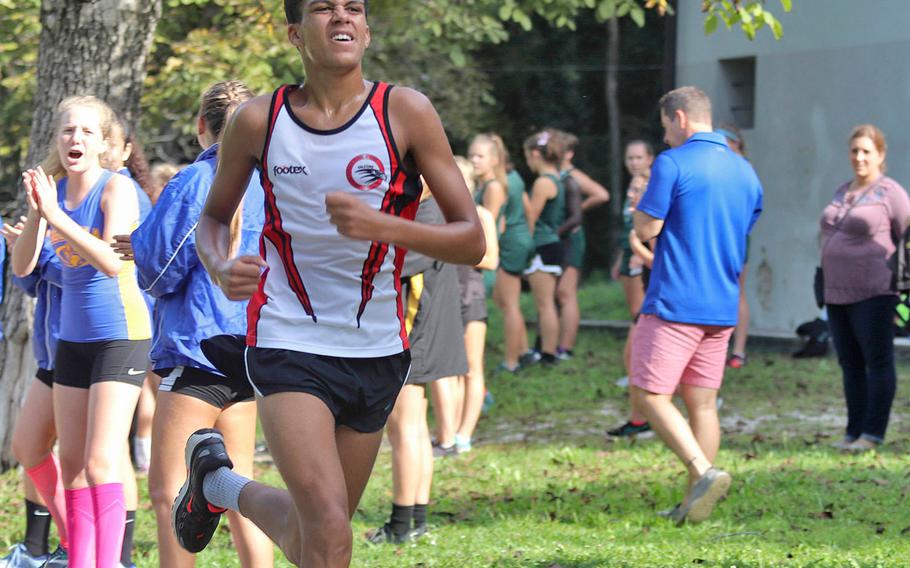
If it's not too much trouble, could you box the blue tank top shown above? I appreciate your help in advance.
[52,170,152,342]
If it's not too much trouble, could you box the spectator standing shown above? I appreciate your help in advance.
[631,87,762,524]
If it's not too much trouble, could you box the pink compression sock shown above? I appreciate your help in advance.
[91,483,125,568]
[64,487,95,568]
[25,453,68,550]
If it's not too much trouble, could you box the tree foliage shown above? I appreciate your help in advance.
[0,0,794,192]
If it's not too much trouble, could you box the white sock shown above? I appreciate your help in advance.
[202,467,251,512]
[134,437,152,467]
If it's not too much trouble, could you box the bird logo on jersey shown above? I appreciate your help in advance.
[51,227,100,268]
[346,154,387,191]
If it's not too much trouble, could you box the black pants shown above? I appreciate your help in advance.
[827,295,897,443]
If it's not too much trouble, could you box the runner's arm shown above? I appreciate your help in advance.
[570,168,610,210]
[475,205,499,271]
[196,97,270,300]
[338,87,484,265]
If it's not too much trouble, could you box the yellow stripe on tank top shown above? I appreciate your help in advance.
[117,261,152,340]
[405,273,424,335]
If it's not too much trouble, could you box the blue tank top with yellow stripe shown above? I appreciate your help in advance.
[52,170,151,342]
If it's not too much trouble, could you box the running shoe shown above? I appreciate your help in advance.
[172,428,232,553]
[518,351,540,368]
[607,421,651,437]
[0,543,47,568]
[844,438,879,453]
[671,468,732,525]
[497,362,520,374]
[481,390,495,414]
[726,353,746,369]
[657,504,681,519]
[431,441,457,459]
[366,523,411,545]
[556,348,574,361]
[39,547,66,568]
[830,436,856,450]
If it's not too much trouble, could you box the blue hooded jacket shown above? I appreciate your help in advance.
[12,238,62,370]
[131,144,264,374]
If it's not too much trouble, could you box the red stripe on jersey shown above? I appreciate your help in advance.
[356,83,416,327]
[257,86,318,330]
[249,86,290,343]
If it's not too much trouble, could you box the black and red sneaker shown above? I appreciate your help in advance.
[172,428,232,553]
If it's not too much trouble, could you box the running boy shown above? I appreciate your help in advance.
[172,2,484,566]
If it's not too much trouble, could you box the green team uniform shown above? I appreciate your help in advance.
[533,173,566,248]
[560,169,586,270]
[477,171,535,275]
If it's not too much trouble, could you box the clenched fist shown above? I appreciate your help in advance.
[325,192,389,242]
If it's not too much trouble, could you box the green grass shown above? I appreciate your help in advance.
[3,281,909,567]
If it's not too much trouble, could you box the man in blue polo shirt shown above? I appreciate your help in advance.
[631,86,763,525]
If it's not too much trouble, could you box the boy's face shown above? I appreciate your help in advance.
[290,1,371,70]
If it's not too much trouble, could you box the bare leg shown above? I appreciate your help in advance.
[136,373,159,439]
[13,379,57,469]
[386,385,425,506]
[429,378,458,447]
[556,267,580,351]
[493,268,528,368]
[122,445,138,509]
[681,385,721,464]
[528,271,559,355]
[149,391,221,568]
[236,393,384,567]
[457,321,487,444]
[631,386,712,484]
[84,382,141,486]
[415,395,433,505]
[54,385,91,489]
[134,372,159,472]
[217,401,274,568]
[732,266,750,356]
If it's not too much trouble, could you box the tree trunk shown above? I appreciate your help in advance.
[0,0,161,471]
[605,16,622,261]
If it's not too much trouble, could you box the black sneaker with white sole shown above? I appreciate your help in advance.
[172,428,233,553]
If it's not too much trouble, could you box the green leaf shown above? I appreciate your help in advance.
[738,7,753,24]
[499,4,513,21]
[596,1,616,21]
[780,0,793,12]
[704,12,718,35]
[630,6,646,27]
[449,47,466,67]
[616,2,631,17]
[771,18,784,38]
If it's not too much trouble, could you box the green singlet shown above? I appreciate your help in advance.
[532,172,566,248]
[498,171,534,275]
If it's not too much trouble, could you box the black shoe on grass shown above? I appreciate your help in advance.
[172,429,232,553]
[607,421,651,438]
[366,523,411,545]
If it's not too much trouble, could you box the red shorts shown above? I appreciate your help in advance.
[630,314,733,395]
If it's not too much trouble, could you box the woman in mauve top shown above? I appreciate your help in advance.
[820,124,910,452]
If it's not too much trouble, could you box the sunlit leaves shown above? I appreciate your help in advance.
[701,0,793,40]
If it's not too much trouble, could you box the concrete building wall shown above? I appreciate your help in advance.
[675,1,910,336]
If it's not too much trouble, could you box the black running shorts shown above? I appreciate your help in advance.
[35,368,54,388]
[244,347,411,433]
[54,339,150,389]
[157,366,254,409]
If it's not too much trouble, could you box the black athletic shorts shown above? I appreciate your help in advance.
[244,347,412,433]
[36,368,54,388]
[157,366,254,409]
[54,339,150,389]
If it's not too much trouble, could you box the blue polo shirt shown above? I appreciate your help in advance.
[637,132,763,326]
